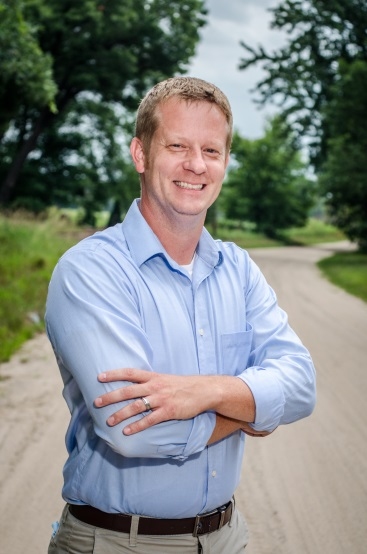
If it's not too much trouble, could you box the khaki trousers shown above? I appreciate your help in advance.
[48,504,249,553]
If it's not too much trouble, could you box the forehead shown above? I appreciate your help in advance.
[155,98,229,141]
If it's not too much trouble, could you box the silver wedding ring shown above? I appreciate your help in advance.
[141,396,151,411]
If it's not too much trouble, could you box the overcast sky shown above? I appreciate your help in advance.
[187,0,286,138]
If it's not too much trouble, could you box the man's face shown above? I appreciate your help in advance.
[131,97,230,225]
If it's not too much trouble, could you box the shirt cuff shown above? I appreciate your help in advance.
[157,411,216,460]
[237,369,285,432]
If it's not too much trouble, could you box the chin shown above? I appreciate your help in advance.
[173,201,208,217]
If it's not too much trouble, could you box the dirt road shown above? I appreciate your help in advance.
[1,241,366,553]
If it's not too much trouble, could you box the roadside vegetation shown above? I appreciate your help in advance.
[0,211,85,363]
[1,212,364,365]
[207,218,345,248]
[318,252,367,303]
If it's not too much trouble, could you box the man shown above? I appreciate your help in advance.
[46,77,316,553]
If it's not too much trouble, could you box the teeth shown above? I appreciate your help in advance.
[175,181,204,190]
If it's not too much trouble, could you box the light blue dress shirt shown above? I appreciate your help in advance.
[46,199,316,518]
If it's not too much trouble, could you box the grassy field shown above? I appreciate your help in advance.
[0,212,364,364]
[0,212,85,363]
[318,252,367,303]
[207,218,346,248]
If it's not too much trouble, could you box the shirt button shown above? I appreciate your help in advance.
[212,470,217,477]
[199,328,204,336]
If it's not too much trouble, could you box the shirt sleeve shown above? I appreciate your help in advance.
[237,257,316,432]
[45,246,215,460]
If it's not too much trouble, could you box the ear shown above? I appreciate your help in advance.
[130,137,146,173]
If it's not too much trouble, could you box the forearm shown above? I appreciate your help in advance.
[208,414,273,445]
[208,375,256,423]
[96,371,257,436]
[207,414,243,445]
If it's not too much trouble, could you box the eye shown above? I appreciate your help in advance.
[204,147,221,157]
[169,143,185,150]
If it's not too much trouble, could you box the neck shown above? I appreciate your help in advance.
[157,226,200,265]
[139,200,204,265]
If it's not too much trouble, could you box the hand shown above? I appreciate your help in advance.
[95,368,218,435]
[241,422,273,438]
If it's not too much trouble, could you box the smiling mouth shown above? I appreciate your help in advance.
[174,181,205,191]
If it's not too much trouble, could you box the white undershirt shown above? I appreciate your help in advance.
[180,253,196,278]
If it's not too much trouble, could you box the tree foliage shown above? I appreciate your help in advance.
[224,117,316,238]
[8,98,141,222]
[320,60,367,251]
[239,0,367,168]
[0,0,206,214]
[0,0,57,140]
[239,0,367,249]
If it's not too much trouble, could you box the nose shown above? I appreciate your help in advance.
[183,149,207,174]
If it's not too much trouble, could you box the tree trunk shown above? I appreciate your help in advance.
[106,198,122,228]
[0,108,53,205]
[0,88,74,205]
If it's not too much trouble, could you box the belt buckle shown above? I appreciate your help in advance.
[193,508,216,537]
[193,514,202,537]
[192,502,230,537]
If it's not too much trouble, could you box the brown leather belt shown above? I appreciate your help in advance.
[69,500,233,537]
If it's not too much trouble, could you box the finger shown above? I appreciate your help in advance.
[95,383,149,407]
[123,411,162,435]
[98,368,152,383]
[106,397,153,426]
[95,387,132,408]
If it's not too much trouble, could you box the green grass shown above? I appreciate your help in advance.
[282,218,346,246]
[208,226,282,248]
[0,212,84,362]
[207,217,345,249]
[317,252,367,303]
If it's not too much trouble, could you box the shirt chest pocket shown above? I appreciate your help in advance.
[220,324,253,376]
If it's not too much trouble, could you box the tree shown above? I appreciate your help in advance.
[0,0,57,140]
[239,0,367,169]
[224,117,316,238]
[0,0,206,207]
[320,60,367,251]
[8,97,140,221]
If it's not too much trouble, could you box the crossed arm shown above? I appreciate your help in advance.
[47,249,315,457]
[94,368,271,442]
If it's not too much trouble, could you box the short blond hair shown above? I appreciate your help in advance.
[135,76,233,156]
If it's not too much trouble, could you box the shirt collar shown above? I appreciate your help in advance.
[122,199,223,271]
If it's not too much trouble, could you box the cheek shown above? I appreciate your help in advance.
[211,164,227,185]
[213,183,223,198]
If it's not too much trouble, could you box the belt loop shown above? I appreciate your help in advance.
[129,515,139,546]
[229,497,235,528]
[218,508,226,530]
